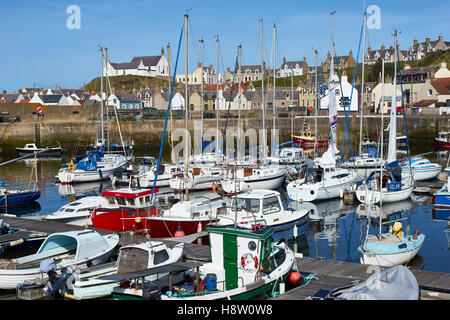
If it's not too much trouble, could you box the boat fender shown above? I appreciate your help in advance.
[174,228,185,237]
[288,271,301,284]
[135,216,142,224]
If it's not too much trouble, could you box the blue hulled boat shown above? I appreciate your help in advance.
[433,167,450,208]
[0,181,40,208]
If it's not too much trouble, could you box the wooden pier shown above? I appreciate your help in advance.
[1,214,449,300]
[274,256,450,300]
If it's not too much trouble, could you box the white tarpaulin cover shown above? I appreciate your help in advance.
[337,265,419,300]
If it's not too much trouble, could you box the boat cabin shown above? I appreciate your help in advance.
[116,241,182,274]
[365,170,401,191]
[230,190,284,217]
[200,225,275,291]
[102,188,159,208]
[235,166,281,179]
[23,143,38,150]
[163,193,227,219]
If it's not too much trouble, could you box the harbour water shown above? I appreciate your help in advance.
[0,149,448,275]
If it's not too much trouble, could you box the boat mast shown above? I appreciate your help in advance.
[260,19,266,161]
[272,23,276,157]
[184,14,189,200]
[105,47,110,154]
[379,58,385,238]
[167,42,173,151]
[100,46,105,145]
[359,10,367,156]
[238,44,242,160]
[314,48,318,159]
[215,35,220,156]
[199,37,204,154]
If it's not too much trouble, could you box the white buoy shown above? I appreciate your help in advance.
[293,225,298,238]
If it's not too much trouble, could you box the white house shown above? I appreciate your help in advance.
[319,74,359,112]
[104,49,169,78]
[171,92,185,110]
[370,83,402,114]
[278,57,308,78]
[29,92,44,104]
[230,91,253,110]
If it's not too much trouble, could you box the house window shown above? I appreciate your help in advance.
[428,89,433,96]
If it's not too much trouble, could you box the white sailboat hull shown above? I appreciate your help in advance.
[57,162,128,184]
[360,238,424,267]
[356,184,413,204]
[287,173,358,202]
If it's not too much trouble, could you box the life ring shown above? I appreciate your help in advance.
[67,161,75,171]
[240,253,258,273]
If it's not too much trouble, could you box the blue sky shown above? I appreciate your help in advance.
[0,0,448,93]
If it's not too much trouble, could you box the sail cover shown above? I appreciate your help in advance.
[336,265,419,300]
[387,44,398,165]
[327,58,339,160]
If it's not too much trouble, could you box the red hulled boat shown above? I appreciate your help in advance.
[435,131,450,149]
[90,188,227,238]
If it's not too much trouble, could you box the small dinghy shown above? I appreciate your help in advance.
[0,183,40,208]
[0,229,119,289]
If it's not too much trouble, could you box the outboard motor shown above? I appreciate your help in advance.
[40,259,57,296]
[141,283,161,300]
[0,220,7,235]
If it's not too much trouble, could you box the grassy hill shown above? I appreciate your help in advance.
[85,75,171,93]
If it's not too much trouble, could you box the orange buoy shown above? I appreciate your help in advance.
[288,271,301,284]
[135,216,142,224]
[174,227,185,237]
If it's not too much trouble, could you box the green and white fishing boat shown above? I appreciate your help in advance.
[109,224,296,300]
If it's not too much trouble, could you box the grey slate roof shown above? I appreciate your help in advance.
[130,56,162,67]
[84,99,100,107]
[42,95,62,104]
[115,94,140,102]
[110,62,141,70]
[0,94,19,103]
[282,61,305,69]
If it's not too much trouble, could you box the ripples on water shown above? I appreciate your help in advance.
[0,154,449,274]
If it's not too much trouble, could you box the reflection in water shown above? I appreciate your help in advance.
[432,208,450,250]
[0,201,41,216]
[57,180,112,198]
